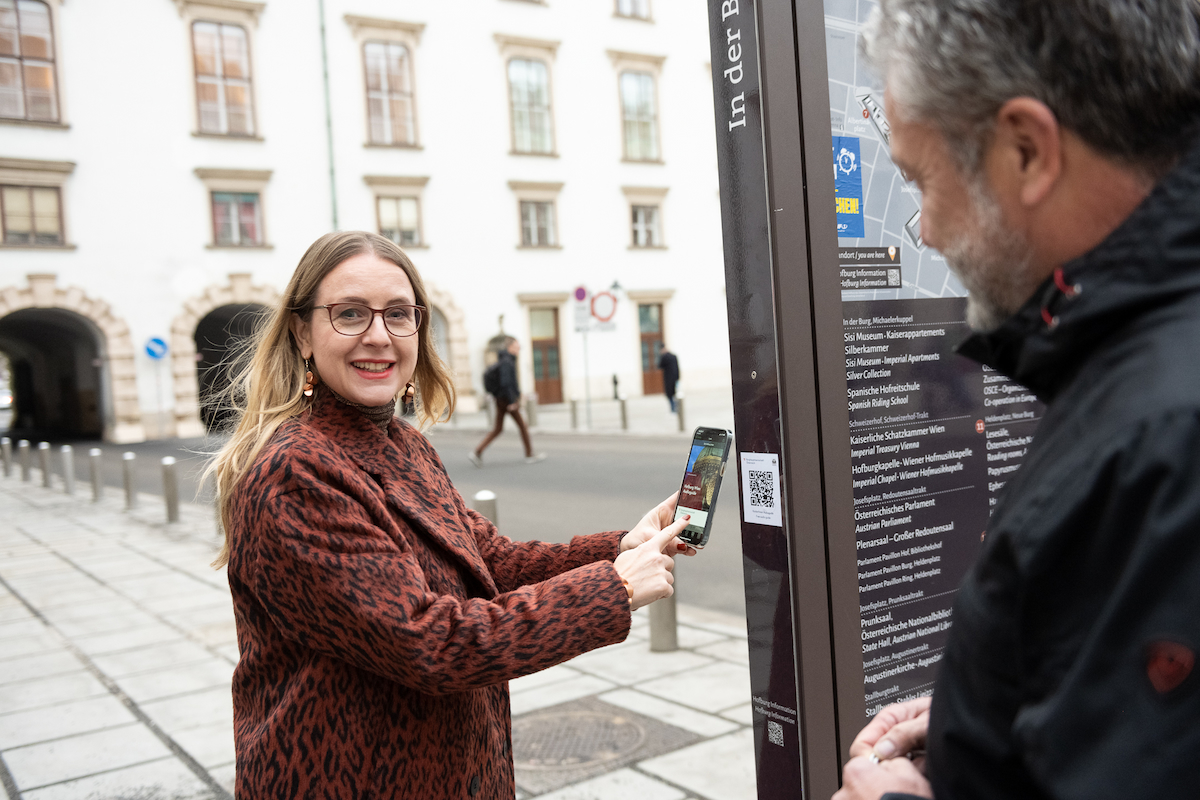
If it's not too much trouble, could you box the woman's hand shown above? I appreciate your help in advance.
[614,517,689,610]
[621,492,697,557]
[847,696,931,765]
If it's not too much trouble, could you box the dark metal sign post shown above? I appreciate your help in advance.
[708,2,1042,798]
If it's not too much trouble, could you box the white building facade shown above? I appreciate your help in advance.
[0,0,729,442]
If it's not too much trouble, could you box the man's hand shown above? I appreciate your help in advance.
[621,492,696,556]
[832,755,932,800]
[848,696,931,763]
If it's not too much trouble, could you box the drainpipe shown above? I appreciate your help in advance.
[317,0,338,230]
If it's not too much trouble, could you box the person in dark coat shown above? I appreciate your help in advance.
[657,346,680,412]
[836,2,1200,799]
[207,232,695,799]
[471,337,542,465]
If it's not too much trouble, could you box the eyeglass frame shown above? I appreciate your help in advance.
[313,303,425,338]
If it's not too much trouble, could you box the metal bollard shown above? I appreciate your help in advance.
[38,442,51,488]
[619,397,629,431]
[18,440,31,481]
[524,396,537,428]
[89,448,103,501]
[122,451,137,510]
[61,445,74,495]
[472,489,498,527]
[1,437,10,478]
[162,456,179,523]
[677,397,687,433]
[649,590,679,652]
[570,399,579,430]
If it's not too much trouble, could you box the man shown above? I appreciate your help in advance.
[835,2,1200,799]
[658,346,680,412]
[471,337,545,466]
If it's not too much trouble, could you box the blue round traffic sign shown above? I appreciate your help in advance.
[145,337,169,360]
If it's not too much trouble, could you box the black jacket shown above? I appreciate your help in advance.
[658,351,680,392]
[491,351,520,406]
[922,141,1200,798]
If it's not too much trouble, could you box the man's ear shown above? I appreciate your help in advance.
[289,312,312,360]
[990,97,1062,208]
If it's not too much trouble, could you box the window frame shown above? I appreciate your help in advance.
[176,1,264,141]
[0,156,73,248]
[508,180,563,249]
[191,20,256,138]
[209,191,262,247]
[622,185,668,250]
[607,50,666,164]
[345,15,425,149]
[0,0,63,126]
[495,34,559,158]
[614,0,653,22]
[364,174,429,249]
[194,167,272,249]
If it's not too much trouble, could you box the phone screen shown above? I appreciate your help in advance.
[673,427,732,547]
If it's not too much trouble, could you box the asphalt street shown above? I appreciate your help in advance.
[22,426,747,618]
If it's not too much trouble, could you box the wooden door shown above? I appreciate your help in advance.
[639,303,665,394]
[530,307,563,403]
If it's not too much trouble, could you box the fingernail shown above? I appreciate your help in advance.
[874,740,896,759]
[677,543,687,552]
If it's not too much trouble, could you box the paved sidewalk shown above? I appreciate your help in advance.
[0,463,756,799]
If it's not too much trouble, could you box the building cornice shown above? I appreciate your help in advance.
[344,14,425,42]
[607,49,667,67]
[0,157,75,173]
[173,0,266,20]
[194,167,272,181]
[508,180,563,192]
[363,175,430,188]
[494,33,560,55]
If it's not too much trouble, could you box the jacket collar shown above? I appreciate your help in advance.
[302,389,498,595]
[957,137,1200,401]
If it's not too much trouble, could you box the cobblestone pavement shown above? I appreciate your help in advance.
[0,461,756,800]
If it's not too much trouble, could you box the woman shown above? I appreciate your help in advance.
[208,231,691,799]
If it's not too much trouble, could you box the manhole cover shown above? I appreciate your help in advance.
[511,697,702,795]
[513,711,646,769]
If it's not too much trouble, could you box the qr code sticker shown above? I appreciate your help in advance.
[749,470,774,508]
[767,720,784,747]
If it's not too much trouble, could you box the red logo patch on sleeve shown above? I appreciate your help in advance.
[1146,640,1195,694]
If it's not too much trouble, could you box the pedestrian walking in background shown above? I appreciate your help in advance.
[206,231,695,799]
[658,346,680,413]
[471,337,543,465]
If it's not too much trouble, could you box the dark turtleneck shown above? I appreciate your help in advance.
[324,386,396,432]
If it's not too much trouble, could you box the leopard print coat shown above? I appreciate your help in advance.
[226,389,632,799]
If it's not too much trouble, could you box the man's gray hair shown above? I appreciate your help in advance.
[862,0,1200,177]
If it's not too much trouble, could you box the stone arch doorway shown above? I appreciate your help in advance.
[194,303,269,432]
[170,274,279,438]
[0,274,143,443]
[423,282,475,411]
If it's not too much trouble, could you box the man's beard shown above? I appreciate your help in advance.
[940,180,1037,332]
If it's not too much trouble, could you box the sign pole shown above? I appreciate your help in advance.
[582,328,592,429]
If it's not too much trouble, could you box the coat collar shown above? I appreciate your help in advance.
[957,137,1200,401]
[302,388,498,596]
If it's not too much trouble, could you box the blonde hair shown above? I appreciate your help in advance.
[207,231,456,568]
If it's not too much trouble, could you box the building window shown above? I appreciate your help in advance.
[631,204,661,248]
[615,0,651,20]
[193,21,254,136]
[211,192,261,246]
[1,184,60,244]
[520,200,556,247]
[620,71,658,161]
[509,58,553,154]
[0,0,58,122]
[378,195,421,247]
[365,41,415,145]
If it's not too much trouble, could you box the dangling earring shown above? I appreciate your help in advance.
[303,358,317,398]
[402,382,416,416]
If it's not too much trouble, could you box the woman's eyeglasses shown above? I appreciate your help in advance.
[314,303,424,337]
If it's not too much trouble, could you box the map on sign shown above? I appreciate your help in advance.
[824,0,966,303]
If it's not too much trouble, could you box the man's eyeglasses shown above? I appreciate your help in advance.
[315,303,424,337]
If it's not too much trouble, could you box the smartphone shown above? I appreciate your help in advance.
[672,427,733,549]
